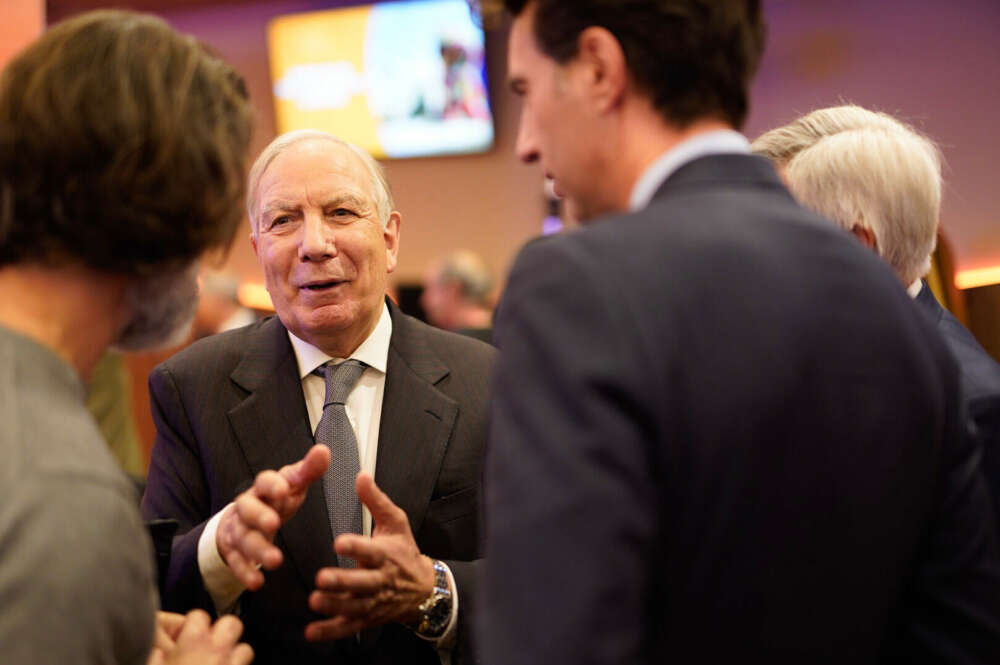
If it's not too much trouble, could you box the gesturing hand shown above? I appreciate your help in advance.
[216,444,330,590]
[147,610,254,665]
[305,473,438,642]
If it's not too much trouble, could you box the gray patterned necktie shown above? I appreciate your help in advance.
[314,359,367,568]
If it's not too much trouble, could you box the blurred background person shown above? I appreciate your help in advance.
[754,104,1000,525]
[0,9,254,664]
[193,271,259,339]
[420,249,495,344]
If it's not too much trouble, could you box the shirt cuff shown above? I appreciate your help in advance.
[197,503,246,615]
[413,560,459,650]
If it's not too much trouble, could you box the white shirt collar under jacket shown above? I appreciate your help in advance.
[629,129,751,212]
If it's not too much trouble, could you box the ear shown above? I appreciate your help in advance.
[574,26,627,113]
[384,211,402,274]
[849,224,879,253]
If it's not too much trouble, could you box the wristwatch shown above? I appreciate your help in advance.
[411,560,452,638]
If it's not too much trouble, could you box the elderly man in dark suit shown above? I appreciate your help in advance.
[142,130,494,665]
[753,104,1000,529]
[482,2,1000,664]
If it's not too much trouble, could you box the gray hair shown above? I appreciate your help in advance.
[246,129,394,236]
[438,250,494,305]
[753,106,941,285]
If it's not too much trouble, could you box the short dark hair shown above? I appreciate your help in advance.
[0,10,253,277]
[504,0,765,129]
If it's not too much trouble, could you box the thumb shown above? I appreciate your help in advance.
[282,444,330,492]
[355,472,408,533]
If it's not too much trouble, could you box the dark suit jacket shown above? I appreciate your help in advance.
[141,300,494,665]
[915,281,1000,525]
[482,154,1000,665]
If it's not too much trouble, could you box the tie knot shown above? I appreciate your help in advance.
[318,359,367,406]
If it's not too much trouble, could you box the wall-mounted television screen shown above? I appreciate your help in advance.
[268,0,493,159]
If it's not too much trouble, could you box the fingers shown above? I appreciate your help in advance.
[230,643,255,665]
[153,611,186,651]
[176,609,212,642]
[217,501,281,591]
[210,615,244,648]
[355,473,409,534]
[281,444,330,492]
[315,566,387,595]
[304,616,367,643]
[165,610,253,665]
[309,590,384,618]
[334,534,387,569]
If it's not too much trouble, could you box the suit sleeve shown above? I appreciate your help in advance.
[140,364,219,614]
[886,393,1000,664]
[481,239,660,665]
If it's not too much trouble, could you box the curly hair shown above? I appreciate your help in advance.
[0,10,254,277]
[503,0,765,129]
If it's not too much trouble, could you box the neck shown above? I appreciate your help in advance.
[610,99,733,211]
[0,264,127,381]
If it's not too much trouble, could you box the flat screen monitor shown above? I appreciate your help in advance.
[268,0,493,159]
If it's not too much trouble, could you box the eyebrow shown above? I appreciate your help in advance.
[260,194,371,219]
[260,200,299,219]
[325,193,369,210]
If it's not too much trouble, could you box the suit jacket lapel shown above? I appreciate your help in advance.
[226,316,337,588]
[375,302,459,538]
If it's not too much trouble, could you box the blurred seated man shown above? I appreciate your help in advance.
[0,10,254,665]
[420,250,495,344]
[753,105,1000,523]
[142,129,495,665]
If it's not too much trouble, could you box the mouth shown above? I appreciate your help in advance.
[300,279,347,291]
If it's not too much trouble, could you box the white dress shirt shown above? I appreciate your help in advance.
[196,304,457,647]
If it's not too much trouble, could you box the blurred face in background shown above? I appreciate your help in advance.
[251,138,400,356]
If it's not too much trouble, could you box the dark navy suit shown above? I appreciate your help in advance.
[483,154,1000,665]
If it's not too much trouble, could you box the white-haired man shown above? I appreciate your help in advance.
[142,130,495,665]
[754,105,1000,524]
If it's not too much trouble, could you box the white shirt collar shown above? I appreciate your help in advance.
[628,129,751,211]
[907,279,924,299]
[287,302,392,379]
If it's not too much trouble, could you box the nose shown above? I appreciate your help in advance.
[514,113,540,164]
[298,212,335,261]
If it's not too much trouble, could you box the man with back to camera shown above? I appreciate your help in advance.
[141,129,495,665]
[481,2,1000,664]
[0,10,256,665]
[753,105,1000,529]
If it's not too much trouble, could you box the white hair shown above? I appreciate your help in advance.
[752,105,942,285]
[751,105,904,165]
[246,129,394,236]
[785,125,941,284]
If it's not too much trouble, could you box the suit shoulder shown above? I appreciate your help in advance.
[417,315,495,364]
[155,316,277,378]
[935,313,1000,401]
